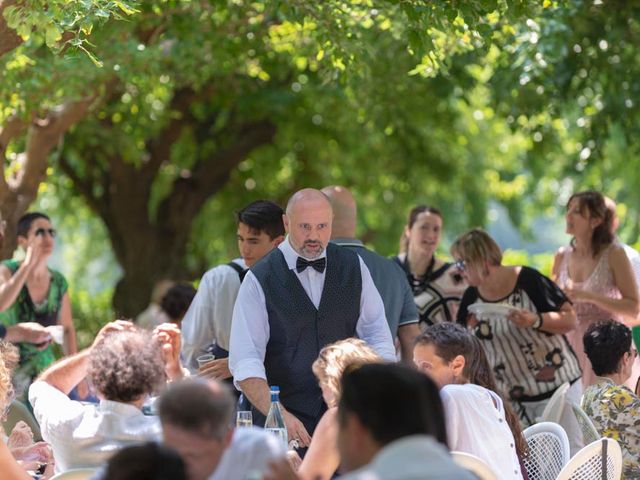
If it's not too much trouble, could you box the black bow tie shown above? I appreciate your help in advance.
[296,256,326,273]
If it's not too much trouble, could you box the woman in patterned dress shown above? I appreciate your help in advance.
[393,205,467,327]
[452,228,584,453]
[552,191,639,387]
[0,212,78,397]
[582,320,640,479]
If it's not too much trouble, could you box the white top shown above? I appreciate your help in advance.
[209,426,286,480]
[29,381,161,473]
[441,383,523,479]
[181,258,246,371]
[229,237,395,385]
[340,435,475,480]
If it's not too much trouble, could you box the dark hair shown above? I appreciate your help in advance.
[16,212,50,238]
[89,328,166,402]
[160,283,196,322]
[103,442,187,480]
[401,205,442,253]
[415,323,527,458]
[338,363,448,448]
[236,200,284,240]
[568,191,614,257]
[158,379,235,440]
[583,320,632,376]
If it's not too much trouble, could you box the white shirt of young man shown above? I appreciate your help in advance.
[181,258,246,372]
[340,434,476,480]
[229,237,396,385]
[29,381,161,473]
[209,427,286,480]
[441,383,523,479]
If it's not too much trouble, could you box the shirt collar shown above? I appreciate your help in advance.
[279,235,327,271]
[331,237,364,248]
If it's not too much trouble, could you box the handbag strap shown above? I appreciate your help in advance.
[601,438,608,480]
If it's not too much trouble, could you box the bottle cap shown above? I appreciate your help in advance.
[270,385,280,393]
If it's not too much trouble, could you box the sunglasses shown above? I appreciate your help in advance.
[35,228,56,238]
[454,260,467,271]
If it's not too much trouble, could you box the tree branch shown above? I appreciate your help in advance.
[0,0,22,58]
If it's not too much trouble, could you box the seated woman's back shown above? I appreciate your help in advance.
[442,383,523,479]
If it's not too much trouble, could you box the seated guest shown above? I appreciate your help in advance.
[414,323,526,479]
[1,340,54,479]
[102,442,187,480]
[266,364,474,480]
[29,321,184,473]
[582,320,640,478]
[158,379,285,480]
[298,339,382,480]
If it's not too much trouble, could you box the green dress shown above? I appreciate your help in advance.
[0,259,68,395]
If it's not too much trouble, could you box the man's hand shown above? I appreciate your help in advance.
[198,357,231,380]
[153,323,184,381]
[283,409,312,448]
[5,322,50,345]
[91,320,136,349]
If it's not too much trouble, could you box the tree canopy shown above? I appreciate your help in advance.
[2,0,639,319]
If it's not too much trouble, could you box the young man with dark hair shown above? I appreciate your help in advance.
[336,363,474,480]
[181,200,285,374]
[159,379,285,480]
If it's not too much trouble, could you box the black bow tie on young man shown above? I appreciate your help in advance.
[296,256,326,273]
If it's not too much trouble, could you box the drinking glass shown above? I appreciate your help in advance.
[236,410,253,427]
[197,354,216,369]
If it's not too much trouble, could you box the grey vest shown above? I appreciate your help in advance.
[251,242,361,434]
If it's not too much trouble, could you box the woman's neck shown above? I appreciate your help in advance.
[572,235,592,257]
[601,372,626,385]
[28,262,49,281]
[478,265,515,299]
[406,249,434,277]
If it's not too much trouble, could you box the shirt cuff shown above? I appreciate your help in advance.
[231,359,267,389]
[398,317,420,327]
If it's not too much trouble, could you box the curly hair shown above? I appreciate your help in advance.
[312,338,382,408]
[89,328,166,402]
[0,340,18,411]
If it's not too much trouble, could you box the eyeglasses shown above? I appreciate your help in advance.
[454,260,466,271]
[35,228,56,238]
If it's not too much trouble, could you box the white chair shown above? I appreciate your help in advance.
[523,422,570,480]
[538,382,570,423]
[50,469,97,480]
[570,402,600,446]
[451,451,498,480]
[555,438,623,480]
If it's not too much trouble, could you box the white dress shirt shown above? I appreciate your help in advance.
[229,237,395,385]
[29,381,161,473]
[441,384,523,479]
[209,427,286,480]
[181,259,246,371]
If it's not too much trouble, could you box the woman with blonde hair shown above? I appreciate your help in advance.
[296,338,382,480]
[551,190,639,386]
[452,228,584,454]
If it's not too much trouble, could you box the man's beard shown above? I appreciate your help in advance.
[299,240,325,259]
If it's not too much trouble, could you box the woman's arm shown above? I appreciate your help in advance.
[567,246,640,323]
[0,238,45,312]
[508,301,577,335]
[550,249,564,284]
[58,293,77,356]
[297,407,340,480]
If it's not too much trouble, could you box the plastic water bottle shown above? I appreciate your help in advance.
[264,385,288,447]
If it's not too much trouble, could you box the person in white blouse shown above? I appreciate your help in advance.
[229,188,395,447]
[28,321,184,473]
[413,322,526,479]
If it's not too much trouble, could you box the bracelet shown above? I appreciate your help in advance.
[532,312,543,330]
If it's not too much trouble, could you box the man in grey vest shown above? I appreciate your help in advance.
[322,185,420,363]
[229,188,395,447]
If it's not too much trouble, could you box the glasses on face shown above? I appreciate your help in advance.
[454,260,466,271]
[35,228,56,238]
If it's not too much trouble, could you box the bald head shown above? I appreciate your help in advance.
[604,196,619,233]
[284,188,333,259]
[321,186,357,239]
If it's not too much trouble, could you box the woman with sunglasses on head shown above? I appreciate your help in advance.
[393,205,467,327]
[551,191,639,388]
[0,212,78,399]
[453,228,584,454]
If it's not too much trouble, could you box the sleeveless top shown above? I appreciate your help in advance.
[0,259,68,391]
[556,244,622,324]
